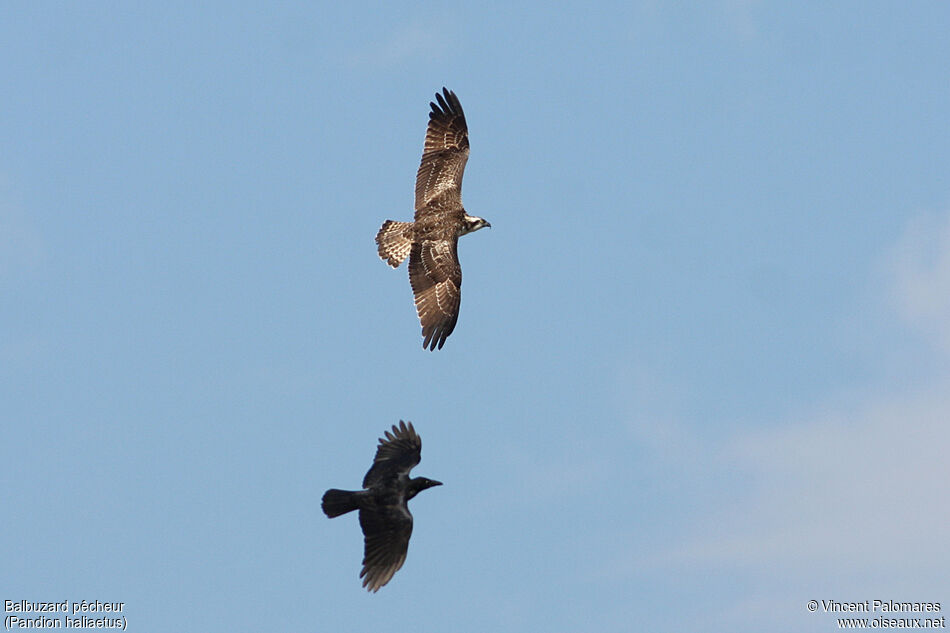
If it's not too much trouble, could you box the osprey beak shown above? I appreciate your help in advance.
[485,221,492,229]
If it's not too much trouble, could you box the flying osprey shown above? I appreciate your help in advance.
[321,421,442,592]
[376,88,490,350]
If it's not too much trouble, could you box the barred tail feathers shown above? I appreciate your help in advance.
[375,221,414,268]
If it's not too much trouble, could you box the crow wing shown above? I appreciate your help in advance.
[409,240,461,351]
[414,88,469,213]
[358,503,413,592]
[362,421,422,488]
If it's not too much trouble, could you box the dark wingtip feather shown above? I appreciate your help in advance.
[380,420,416,444]
[422,328,444,351]
[430,87,461,120]
[442,88,459,111]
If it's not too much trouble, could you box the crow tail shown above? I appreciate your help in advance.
[321,489,360,518]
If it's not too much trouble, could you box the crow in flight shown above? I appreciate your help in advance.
[321,421,442,591]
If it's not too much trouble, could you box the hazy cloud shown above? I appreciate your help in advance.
[888,209,950,353]
[641,209,950,589]
[719,0,762,42]
[344,18,452,69]
[617,364,696,456]
[670,384,950,573]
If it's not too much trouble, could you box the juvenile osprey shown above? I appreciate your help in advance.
[376,87,490,350]
[321,421,442,592]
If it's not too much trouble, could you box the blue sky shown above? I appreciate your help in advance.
[2,2,949,631]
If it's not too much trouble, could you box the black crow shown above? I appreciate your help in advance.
[321,420,442,592]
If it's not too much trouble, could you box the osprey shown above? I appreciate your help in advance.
[321,421,442,592]
[376,87,490,351]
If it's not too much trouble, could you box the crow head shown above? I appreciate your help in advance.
[407,477,443,500]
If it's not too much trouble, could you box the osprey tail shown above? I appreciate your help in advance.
[375,220,413,268]
[321,489,360,518]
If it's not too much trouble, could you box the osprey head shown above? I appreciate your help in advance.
[461,213,491,235]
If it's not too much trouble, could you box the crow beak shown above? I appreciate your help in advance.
[430,479,444,487]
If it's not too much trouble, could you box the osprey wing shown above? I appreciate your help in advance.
[409,240,461,351]
[414,88,469,213]
[362,421,422,488]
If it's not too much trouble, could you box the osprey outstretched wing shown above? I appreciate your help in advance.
[375,88,490,350]
[414,88,469,212]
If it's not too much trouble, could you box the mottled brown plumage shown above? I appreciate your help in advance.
[375,88,490,350]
